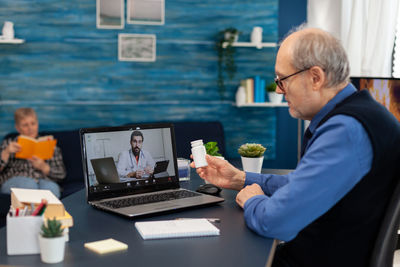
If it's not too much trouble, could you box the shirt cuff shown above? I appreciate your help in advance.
[244,172,264,187]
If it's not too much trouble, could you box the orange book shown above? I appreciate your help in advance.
[15,135,57,160]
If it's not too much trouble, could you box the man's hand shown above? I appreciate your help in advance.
[127,171,136,178]
[136,169,144,178]
[191,155,245,191]
[236,184,265,208]
[6,142,21,154]
[28,156,50,175]
[1,142,21,164]
[145,166,154,174]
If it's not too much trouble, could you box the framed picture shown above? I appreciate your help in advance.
[96,0,124,29]
[127,0,165,25]
[118,34,156,62]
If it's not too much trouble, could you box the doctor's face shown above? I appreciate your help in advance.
[131,136,143,154]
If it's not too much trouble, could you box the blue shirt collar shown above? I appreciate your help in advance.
[308,83,357,133]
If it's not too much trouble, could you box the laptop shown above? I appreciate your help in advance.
[90,157,120,184]
[80,123,224,217]
[153,160,169,174]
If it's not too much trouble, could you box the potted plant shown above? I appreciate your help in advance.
[38,218,65,264]
[266,82,283,104]
[216,27,240,99]
[238,143,266,173]
[204,141,224,186]
[204,141,222,157]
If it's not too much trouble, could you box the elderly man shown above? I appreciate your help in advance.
[192,26,400,267]
[0,108,66,198]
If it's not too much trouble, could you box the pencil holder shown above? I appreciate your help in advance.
[6,214,44,255]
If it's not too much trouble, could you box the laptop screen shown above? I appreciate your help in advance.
[80,123,180,201]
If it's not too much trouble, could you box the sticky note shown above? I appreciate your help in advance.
[84,238,128,254]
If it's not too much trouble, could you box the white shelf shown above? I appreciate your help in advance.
[0,37,25,44]
[236,102,288,107]
[222,41,277,49]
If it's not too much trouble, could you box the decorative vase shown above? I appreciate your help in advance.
[235,86,246,106]
[241,156,264,173]
[2,21,14,40]
[251,26,263,43]
[268,92,283,104]
[38,235,66,264]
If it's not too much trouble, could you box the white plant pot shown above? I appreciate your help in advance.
[241,156,264,173]
[2,21,14,40]
[268,92,283,104]
[39,235,66,264]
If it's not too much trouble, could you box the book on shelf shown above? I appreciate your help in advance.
[15,135,57,160]
[244,78,254,103]
[11,188,65,217]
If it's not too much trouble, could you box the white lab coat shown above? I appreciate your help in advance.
[117,149,155,177]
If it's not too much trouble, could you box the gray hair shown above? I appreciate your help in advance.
[285,24,350,88]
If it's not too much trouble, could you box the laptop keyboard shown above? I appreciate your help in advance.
[98,190,201,209]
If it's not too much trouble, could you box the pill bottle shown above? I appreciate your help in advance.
[191,139,208,168]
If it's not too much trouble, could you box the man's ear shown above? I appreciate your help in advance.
[309,66,325,91]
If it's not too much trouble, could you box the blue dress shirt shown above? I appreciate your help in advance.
[243,83,373,241]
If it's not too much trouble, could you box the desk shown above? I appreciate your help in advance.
[0,169,290,267]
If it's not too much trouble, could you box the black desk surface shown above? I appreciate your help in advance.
[0,169,291,267]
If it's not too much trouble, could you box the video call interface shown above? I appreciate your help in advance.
[82,126,177,193]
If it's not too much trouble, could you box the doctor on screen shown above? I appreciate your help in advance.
[117,130,155,178]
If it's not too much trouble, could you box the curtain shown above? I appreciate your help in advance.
[307,0,399,77]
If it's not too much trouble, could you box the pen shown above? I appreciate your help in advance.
[15,208,19,217]
[175,218,221,223]
[32,199,47,216]
[21,206,28,216]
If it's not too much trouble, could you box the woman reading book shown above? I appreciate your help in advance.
[0,108,66,198]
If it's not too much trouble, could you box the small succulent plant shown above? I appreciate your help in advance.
[205,141,222,157]
[266,81,277,92]
[41,218,64,238]
[238,143,266,158]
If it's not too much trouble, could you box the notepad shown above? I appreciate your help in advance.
[135,219,220,240]
[84,238,128,254]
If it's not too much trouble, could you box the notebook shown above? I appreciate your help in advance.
[135,218,220,240]
[80,123,224,218]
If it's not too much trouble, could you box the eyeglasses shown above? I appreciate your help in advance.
[274,68,310,92]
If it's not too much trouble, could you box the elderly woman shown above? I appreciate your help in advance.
[0,108,66,198]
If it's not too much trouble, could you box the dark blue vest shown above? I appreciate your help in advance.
[274,90,400,267]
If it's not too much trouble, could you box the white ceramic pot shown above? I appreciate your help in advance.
[2,21,14,40]
[38,235,66,264]
[268,92,283,104]
[251,26,263,44]
[241,156,264,173]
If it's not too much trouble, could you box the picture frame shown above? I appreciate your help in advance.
[96,0,124,29]
[127,0,165,25]
[118,34,156,62]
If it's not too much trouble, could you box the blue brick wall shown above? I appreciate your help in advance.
[0,0,290,162]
